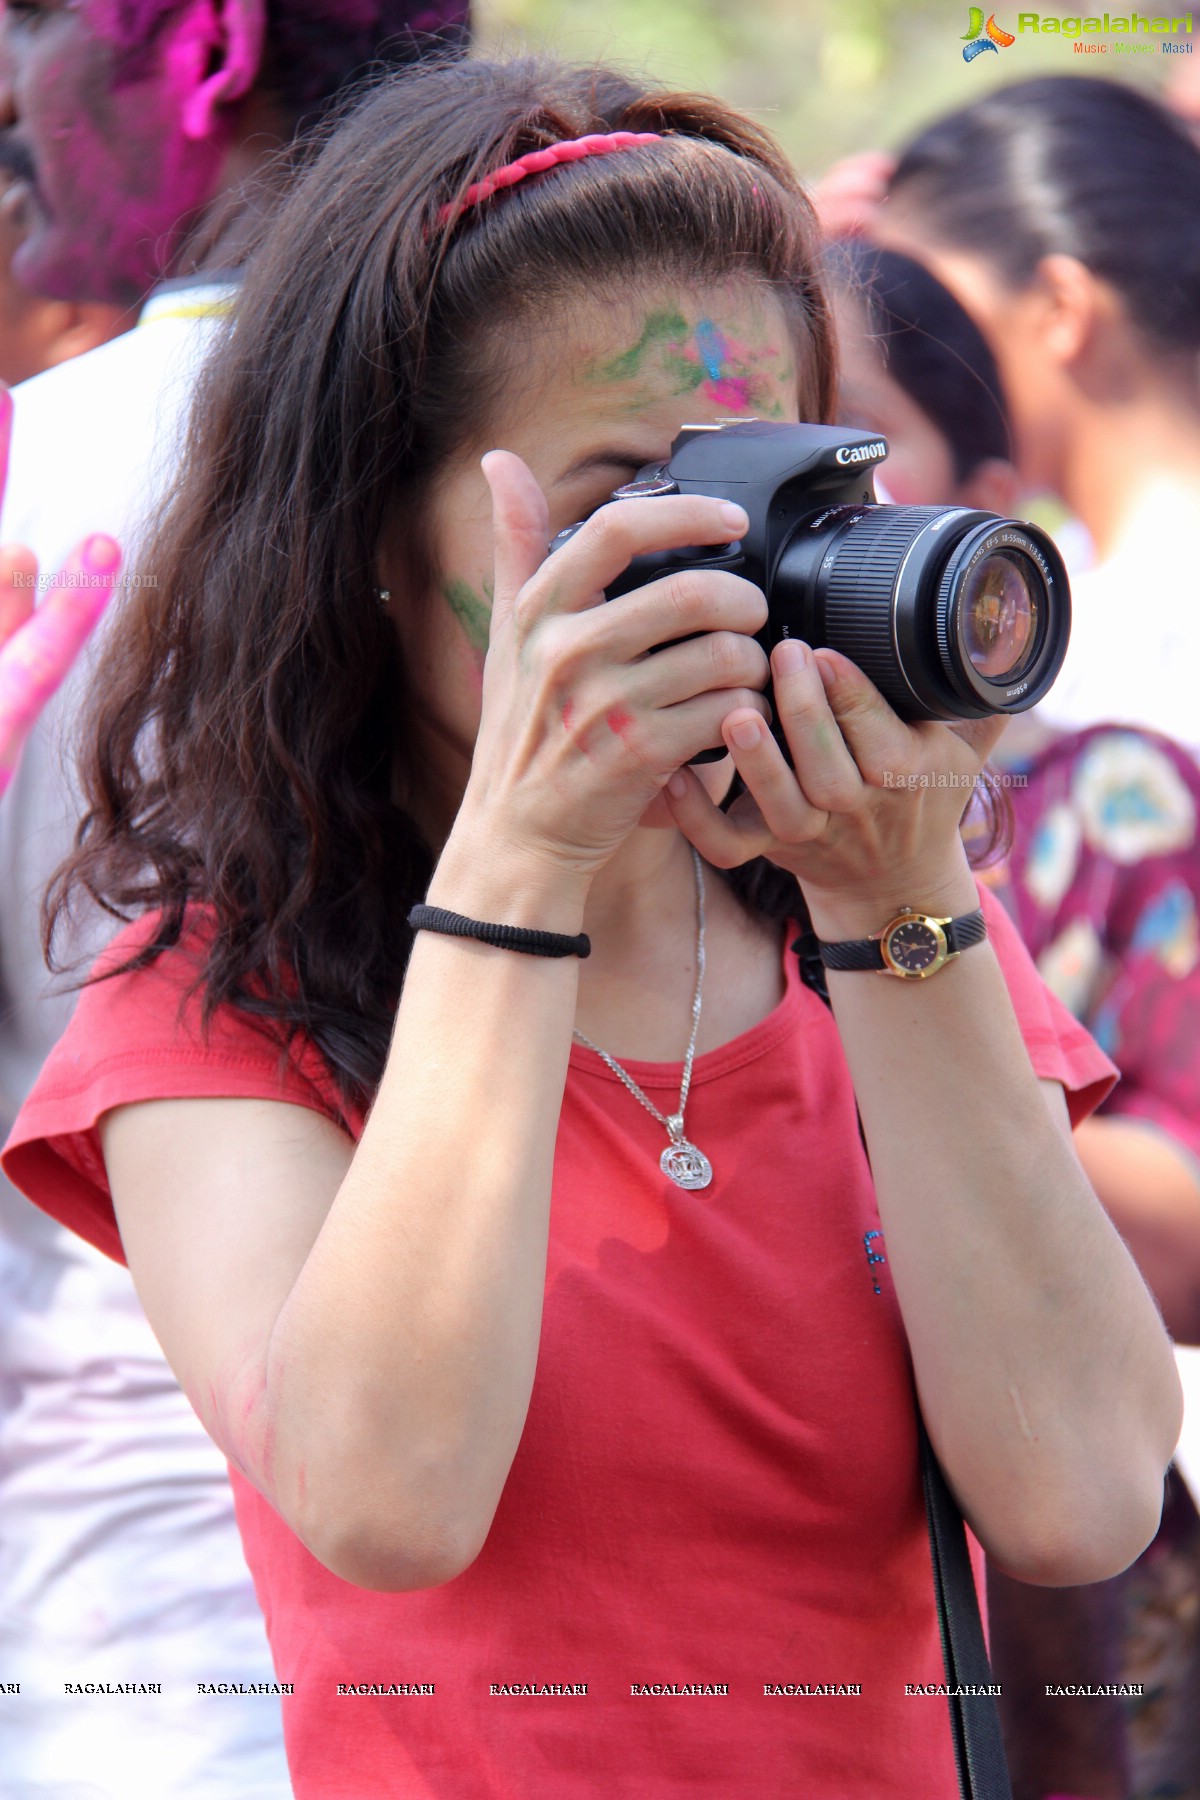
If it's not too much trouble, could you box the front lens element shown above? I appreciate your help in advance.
[960,551,1039,683]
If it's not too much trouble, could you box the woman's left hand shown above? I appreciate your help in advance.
[664,637,1008,925]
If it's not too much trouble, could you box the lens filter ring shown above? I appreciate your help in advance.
[934,521,1070,714]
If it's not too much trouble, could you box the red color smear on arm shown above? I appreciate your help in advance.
[560,697,574,731]
[202,1356,277,1494]
[606,707,633,737]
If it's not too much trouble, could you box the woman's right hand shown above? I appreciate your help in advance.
[450,448,770,883]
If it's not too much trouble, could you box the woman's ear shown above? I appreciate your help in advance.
[1032,253,1106,368]
[954,457,1024,518]
[180,0,268,143]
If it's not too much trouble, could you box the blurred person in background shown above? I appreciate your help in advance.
[0,4,469,1797]
[0,157,130,386]
[878,76,1200,758]
[826,236,1020,516]
[1165,42,1200,141]
[848,76,1200,1800]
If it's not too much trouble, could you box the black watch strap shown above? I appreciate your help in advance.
[944,908,989,956]
[818,907,987,972]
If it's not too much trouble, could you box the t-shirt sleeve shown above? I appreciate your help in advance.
[2,917,352,1265]
[978,882,1117,1127]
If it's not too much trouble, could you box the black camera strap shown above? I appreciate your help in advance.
[791,909,1013,1800]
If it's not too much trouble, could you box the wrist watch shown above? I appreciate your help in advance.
[817,906,987,980]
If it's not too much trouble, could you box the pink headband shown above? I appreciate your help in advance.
[439,131,663,224]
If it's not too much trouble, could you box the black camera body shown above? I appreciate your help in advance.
[554,420,1071,747]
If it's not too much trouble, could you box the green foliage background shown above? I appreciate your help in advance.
[474,0,1174,179]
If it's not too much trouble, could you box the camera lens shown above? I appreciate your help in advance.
[959,551,1039,684]
[770,504,1070,722]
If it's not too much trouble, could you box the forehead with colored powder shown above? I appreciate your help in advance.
[453,282,802,484]
[575,285,797,422]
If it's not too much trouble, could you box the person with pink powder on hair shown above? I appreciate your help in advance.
[0,5,469,1797]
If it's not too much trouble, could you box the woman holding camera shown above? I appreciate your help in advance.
[2,59,1180,1797]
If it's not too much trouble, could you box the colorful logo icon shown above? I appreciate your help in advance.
[962,8,1016,59]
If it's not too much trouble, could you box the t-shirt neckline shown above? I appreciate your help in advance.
[567,920,807,1092]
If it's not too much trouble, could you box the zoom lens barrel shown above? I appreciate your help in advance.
[770,504,1070,722]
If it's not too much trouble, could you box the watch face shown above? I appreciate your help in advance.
[883,918,944,976]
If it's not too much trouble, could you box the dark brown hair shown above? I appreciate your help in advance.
[50,56,837,1109]
[826,238,1012,482]
[889,76,1200,356]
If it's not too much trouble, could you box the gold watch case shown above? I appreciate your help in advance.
[876,908,953,980]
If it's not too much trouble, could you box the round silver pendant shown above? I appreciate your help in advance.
[660,1139,713,1191]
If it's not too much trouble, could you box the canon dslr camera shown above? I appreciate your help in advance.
[553,420,1070,750]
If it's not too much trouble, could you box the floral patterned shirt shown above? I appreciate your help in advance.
[1002,724,1200,1170]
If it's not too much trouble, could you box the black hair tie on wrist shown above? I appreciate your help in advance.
[408,903,591,959]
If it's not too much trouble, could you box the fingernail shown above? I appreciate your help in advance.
[774,638,808,674]
[729,716,762,750]
[816,654,837,691]
[667,771,688,799]
[81,534,121,575]
[719,503,749,534]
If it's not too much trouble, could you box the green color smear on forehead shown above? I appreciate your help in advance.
[586,310,701,393]
[441,576,493,657]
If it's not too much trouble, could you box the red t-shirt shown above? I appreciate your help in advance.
[4,885,1114,1798]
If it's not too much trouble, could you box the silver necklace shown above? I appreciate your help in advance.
[572,846,713,1191]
